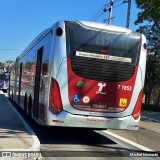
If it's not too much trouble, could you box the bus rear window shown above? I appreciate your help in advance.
[66,22,141,65]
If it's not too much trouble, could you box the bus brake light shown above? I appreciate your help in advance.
[49,78,63,114]
[100,49,108,53]
[132,90,143,120]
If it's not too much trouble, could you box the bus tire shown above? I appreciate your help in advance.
[2,89,7,93]
[24,95,28,116]
[11,90,13,101]
[28,95,32,119]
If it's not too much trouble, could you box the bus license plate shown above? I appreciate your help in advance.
[91,104,107,109]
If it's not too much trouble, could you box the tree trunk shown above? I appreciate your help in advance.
[155,87,160,105]
[144,84,149,104]
[145,82,154,104]
[149,83,154,104]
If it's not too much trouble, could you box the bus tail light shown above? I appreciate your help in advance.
[132,90,143,120]
[49,78,63,114]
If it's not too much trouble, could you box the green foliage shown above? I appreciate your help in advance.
[5,60,14,64]
[146,55,160,84]
[135,0,160,53]
[136,25,160,53]
[25,62,34,70]
[144,52,160,105]
[135,0,160,105]
[135,0,160,71]
[135,0,160,26]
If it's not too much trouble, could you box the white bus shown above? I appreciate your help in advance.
[9,21,147,130]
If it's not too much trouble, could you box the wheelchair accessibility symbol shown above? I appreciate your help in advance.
[72,94,81,103]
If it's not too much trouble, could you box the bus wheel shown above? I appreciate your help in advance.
[11,90,13,100]
[24,95,28,116]
[28,95,32,119]
[2,89,7,93]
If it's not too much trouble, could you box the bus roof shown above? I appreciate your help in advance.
[18,28,51,60]
[75,20,132,33]
[15,20,132,62]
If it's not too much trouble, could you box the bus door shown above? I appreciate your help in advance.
[33,47,43,119]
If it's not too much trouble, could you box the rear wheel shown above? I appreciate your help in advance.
[24,95,28,116]
[28,95,32,119]
[2,89,7,93]
[11,90,13,100]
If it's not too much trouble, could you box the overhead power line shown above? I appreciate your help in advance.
[108,0,113,24]
[92,12,105,22]
[0,42,28,44]
[90,0,129,24]
[113,1,125,9]
[90,0,123,22]
[0,49,24,51]
[90,5,107,21]
[103,1,125,23]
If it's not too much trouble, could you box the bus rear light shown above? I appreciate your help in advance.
[134,125,139,128]
[49,78,63,114]
[52,119,59,122]
[132,90,143,120]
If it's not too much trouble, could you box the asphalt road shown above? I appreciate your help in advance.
[107,119,160,151]
[9,98,159,160]
[25,119,134,160]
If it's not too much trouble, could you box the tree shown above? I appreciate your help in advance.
[145,54,160,104]
[155,58,160,105]
[135,0,160,29]
[135,0,160,105]
[135,0,160,53]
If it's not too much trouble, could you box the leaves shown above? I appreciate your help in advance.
[146,55,160,83]
[135,0,160,104]
[135,0,160,27]
[137,25,160,53]
[135,0,160,53]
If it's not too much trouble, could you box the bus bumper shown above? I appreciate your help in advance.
[48,110,140,130]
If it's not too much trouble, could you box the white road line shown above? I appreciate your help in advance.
[102,130,153,152]
[4,93,40,151]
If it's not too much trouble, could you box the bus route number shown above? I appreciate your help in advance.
[118,85,132,91]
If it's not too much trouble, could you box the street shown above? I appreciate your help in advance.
[107,120,160,151]
[0,0,159,160]
[7,94,159,160]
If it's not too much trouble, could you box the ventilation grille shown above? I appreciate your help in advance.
[71,56,135,82]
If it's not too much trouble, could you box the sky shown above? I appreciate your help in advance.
[0,0,141,62]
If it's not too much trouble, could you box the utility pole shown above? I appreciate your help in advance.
[126,0,131,28]
[108,0,113,24]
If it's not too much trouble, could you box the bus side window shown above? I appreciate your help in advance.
[42,62,48,76]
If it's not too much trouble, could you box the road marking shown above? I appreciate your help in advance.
[4,93,40,151]
[102,130,153,151]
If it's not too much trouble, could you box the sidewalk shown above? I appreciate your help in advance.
[0,91,40,151]
[141,110,160,123]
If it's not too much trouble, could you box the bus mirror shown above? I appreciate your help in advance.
[56,27,63,37]
[143,43,147,50]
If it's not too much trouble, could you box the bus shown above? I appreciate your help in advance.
[8,21,147,130]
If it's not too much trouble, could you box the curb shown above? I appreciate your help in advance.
[141,116,160,123]
[3,93,40,152]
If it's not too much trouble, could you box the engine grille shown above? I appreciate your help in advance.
[71,56,135,82]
